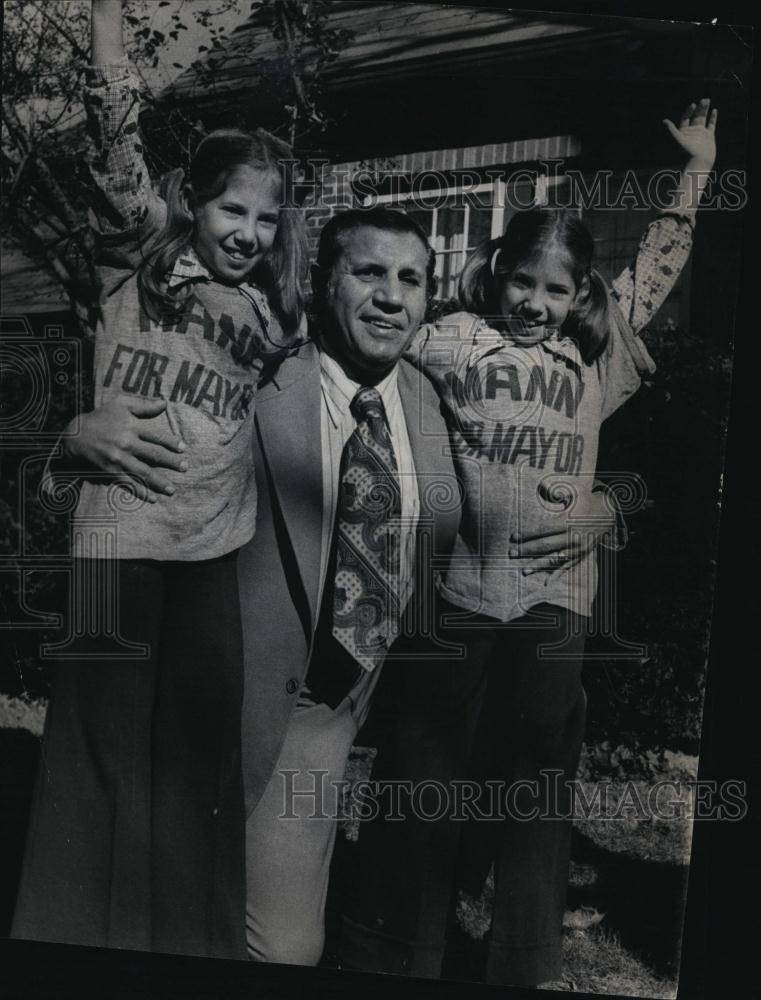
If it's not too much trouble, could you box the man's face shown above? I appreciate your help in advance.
[319,226,429,383]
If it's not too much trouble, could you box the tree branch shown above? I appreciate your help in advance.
[15,209,75,291]
[28,0,89,63]
[7,151,35,204]
[43,67,86,133]
[273,0,314,118]
[2,97,31,157]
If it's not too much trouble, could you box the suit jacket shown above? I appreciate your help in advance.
[237,340,462,816]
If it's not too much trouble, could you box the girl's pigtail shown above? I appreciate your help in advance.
[138,167,195,325]
[569,267,610,364]
[262,202,309,346]
[249,126,309,346]
[458,236,501,316]
[160,167,188,229]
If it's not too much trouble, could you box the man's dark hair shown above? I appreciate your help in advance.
[312,207,438,306]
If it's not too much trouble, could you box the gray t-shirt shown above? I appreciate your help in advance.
[73,272,274,561]
[70,58,292,561]
[408,311,650,621]
[406,214,692,622]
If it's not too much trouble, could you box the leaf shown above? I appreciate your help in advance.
[563,906,605,931]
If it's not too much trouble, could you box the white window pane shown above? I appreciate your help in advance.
[468,203,493,249]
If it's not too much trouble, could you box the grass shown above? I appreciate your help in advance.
[0,714,688,996]
[455,871,680,997]
[550,924,677,998]
[0,694,46,737]
[452,767,695,997]
[574,779,695,866]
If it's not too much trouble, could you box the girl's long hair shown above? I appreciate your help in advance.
[458,208,610,364]
[138,128,308,345]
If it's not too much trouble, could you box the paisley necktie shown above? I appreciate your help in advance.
[332,386,402,672]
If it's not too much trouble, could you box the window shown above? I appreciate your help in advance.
[405,193,496,300]
[363,172,571,299]
[357,158,691,330]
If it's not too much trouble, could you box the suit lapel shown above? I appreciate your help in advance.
[398,359,462,596]
[255,341,323,624]
[398,360,453,498]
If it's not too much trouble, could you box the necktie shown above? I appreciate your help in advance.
[332,386,402,672]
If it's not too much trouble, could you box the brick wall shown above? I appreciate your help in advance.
[300,135,582,257]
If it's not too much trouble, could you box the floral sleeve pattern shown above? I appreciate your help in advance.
[610,215,694,335]
[84,59,157,234]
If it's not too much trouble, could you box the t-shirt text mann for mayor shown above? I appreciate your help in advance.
[445,359,586,474]
[101,300,261,421]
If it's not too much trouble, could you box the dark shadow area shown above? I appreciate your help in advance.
[329,822,690,985]
[436,830,689,984]
[0,728,40,937]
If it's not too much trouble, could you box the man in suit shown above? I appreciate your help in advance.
[237,207,462,965]
[28,204,586,966]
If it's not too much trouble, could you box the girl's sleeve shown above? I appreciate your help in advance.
[402,323,433,368]
[610,213,694,335]
[84,57,166,248]
[403,313,486,373]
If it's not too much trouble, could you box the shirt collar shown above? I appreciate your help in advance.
[319,347,400,432]
[165,249,272,331]
[468,316,583,376]
[166,246,213,289]
[538,332,583,374]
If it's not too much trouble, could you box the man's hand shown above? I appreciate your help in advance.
[509,490,618,575]
[59,396,188,503]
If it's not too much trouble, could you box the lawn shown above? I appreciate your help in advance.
[342,740,698,997]
[2,697,698,998]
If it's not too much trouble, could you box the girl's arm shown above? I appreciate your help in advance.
[611,99,717,335]
[92,0,124,63]
[403,312,490,370]
[402,322,433,367]
[86,0,165,242]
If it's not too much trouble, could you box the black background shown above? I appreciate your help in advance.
[2,0,758,997]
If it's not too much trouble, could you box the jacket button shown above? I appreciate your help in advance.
[285,677,299,695]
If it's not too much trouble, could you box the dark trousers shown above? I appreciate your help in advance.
[339,600,586,987]
[11,555,247,960]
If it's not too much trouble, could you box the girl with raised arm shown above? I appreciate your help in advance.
[12,0,307,959]
[342,99,717,987]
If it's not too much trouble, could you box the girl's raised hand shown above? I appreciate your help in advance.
[662,98,718,171]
